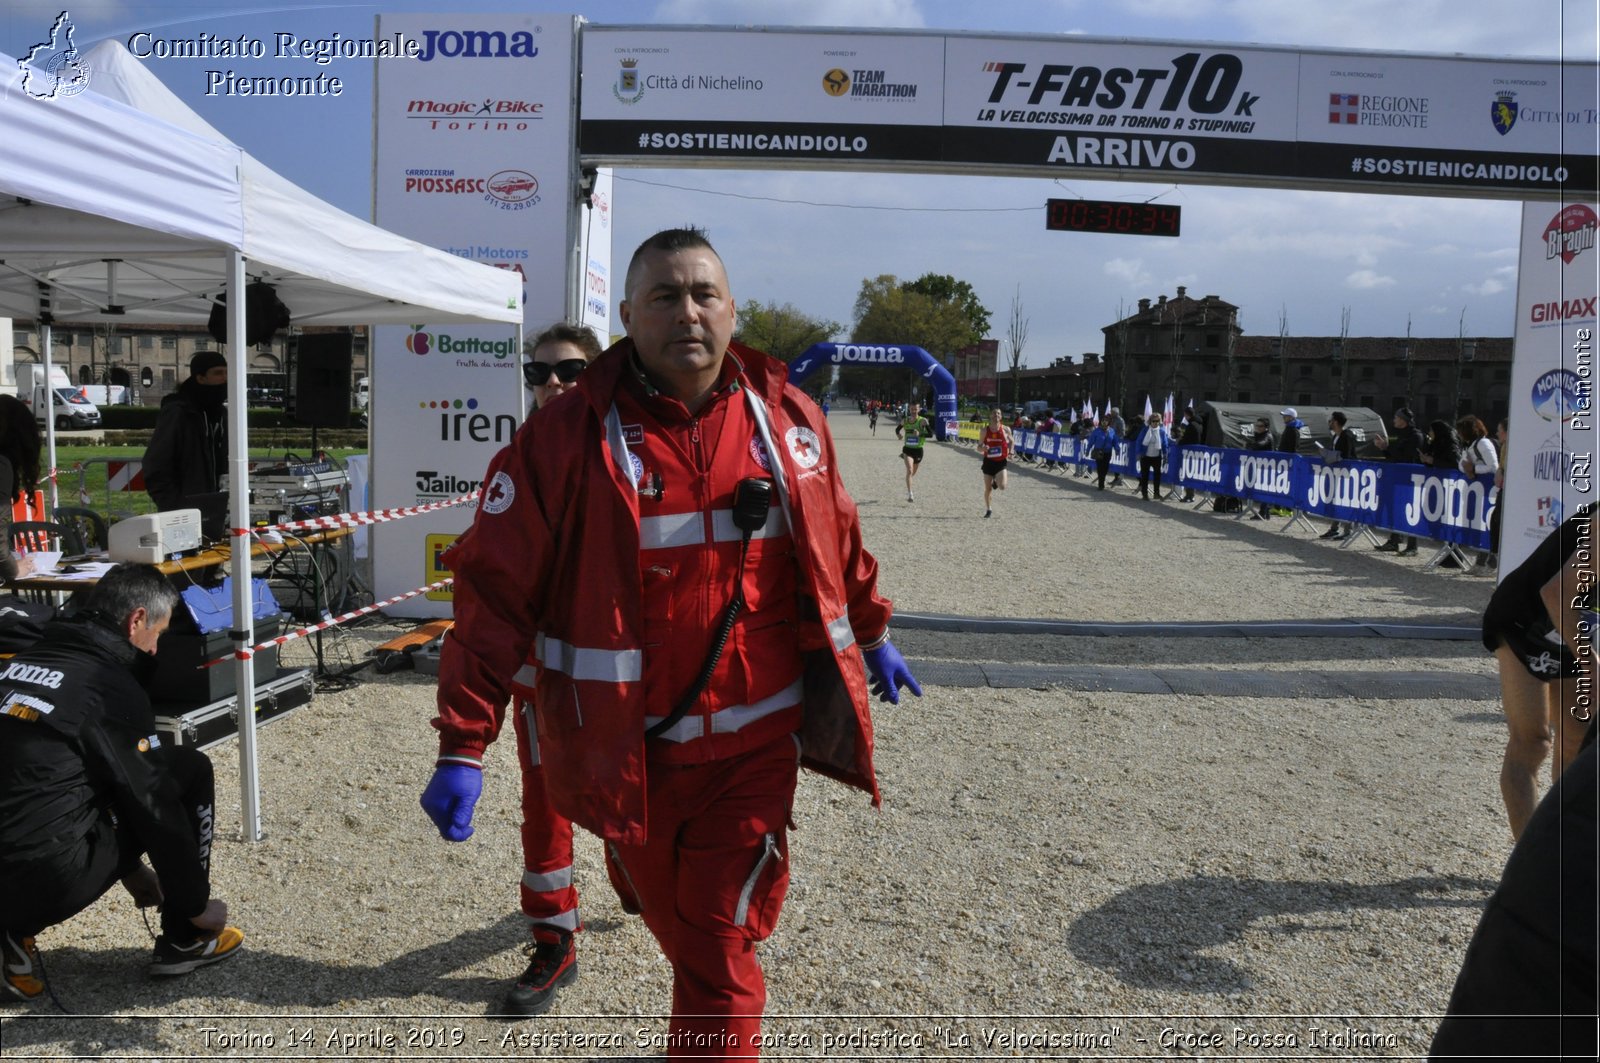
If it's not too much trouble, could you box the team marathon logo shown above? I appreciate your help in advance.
[821,68,918,100]
[19,10,91,100]
[1545,205,1598,264]
[1491,90,1518,135]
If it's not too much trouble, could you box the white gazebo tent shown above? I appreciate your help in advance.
[0,47,522,839]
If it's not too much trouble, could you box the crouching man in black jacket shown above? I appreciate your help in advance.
[0,564,243,1001]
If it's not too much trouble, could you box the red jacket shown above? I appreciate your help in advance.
[433,340,892,844]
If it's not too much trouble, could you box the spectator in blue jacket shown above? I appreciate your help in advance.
[1086,418,1116,491]
[1133,413,1172,500]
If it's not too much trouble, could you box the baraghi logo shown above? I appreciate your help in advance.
[1491,90,1518,135]
[615,57,644,104]
[20,10,91,100]
[1544,204,1599,264]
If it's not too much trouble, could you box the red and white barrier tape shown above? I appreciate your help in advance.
[228,490,481,537]
[203,578,455,667]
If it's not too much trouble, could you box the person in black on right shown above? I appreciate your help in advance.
[1317,410,1358,540]
[142,351,228,513]
[1373,406,1425,554]
[1177,408,1203,501]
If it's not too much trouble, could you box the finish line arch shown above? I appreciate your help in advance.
[369,14,1596,615]
[789,343,958,440]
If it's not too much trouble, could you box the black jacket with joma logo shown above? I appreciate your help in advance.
[0,616,208,920]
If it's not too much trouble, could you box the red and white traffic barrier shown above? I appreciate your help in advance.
[227,490,481,537]
[203,578,456,667]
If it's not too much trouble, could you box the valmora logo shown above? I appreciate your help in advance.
[416,28,538,63]
[1544,204,1598,264]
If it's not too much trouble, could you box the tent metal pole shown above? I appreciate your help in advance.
[226,251,263,842]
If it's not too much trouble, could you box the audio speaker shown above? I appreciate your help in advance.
[207,281,291,346]
[288,333,353,428]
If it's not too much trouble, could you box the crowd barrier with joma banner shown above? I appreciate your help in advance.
[947,427,1498,556]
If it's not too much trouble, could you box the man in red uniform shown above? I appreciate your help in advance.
[421,228,921,1053]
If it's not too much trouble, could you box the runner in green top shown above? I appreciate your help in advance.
[894,401,931,502]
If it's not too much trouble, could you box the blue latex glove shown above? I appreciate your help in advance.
[862,638,923,705]
[421,763,482,842]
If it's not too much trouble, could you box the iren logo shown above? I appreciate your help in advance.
[424,397,518,443]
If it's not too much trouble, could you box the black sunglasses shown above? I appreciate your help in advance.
[523,358,587,387]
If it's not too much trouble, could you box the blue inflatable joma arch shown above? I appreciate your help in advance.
[788,343,958,440]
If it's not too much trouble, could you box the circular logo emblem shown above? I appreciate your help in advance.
[628,452,645,485]
[487,170,539,203]
[1543,204,1599,264]
[1531,368,1583,423]
[749,434,771,471]
[482,471,516,514]
[822,68,850,96]
[785,426,822,469]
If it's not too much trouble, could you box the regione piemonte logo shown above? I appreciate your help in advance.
[19,10,91,99]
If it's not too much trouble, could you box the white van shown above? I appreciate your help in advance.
[16,364,102,430]
[355,376,370,410]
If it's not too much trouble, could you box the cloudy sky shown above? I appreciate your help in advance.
[3,0,1596,362]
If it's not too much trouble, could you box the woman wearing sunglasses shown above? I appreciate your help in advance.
[476,321,603,1016]
[522,322,603,409]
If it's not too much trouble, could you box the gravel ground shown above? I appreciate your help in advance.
[2,412,1521,1059]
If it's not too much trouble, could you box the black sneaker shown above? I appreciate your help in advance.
[150,927,244,977]
[496,934,577,1018]
[3,931,43,1001]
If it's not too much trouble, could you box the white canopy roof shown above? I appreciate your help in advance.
[0,42,521,326]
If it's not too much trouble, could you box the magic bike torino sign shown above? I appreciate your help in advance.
[579,27,1596,199]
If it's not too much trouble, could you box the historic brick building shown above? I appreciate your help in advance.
[1007,287,1512,424]
[6,321,368,407]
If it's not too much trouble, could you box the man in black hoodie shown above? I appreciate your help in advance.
[142,351,228,513]
[1373,406,1425,554]
[0,564,243,1000]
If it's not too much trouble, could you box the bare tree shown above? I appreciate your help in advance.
[1401,314,1416,413]
[1006,285,1029,410]
[1452,307,1471,417]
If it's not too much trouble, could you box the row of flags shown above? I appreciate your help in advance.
[1074,393,1179,426]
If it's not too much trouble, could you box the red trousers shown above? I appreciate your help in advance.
[607,734,798,1060]
[511,698,580,939]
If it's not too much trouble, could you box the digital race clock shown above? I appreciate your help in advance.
[1045,198,1181,237]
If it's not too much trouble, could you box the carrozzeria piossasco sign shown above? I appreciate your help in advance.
[578,27,1596,197]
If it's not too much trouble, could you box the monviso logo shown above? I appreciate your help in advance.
[20,10,91,100]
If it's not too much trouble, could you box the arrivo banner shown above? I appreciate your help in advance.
[579,28,1596,198]
[372,12,584,616]
[1503,200,1599,575]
